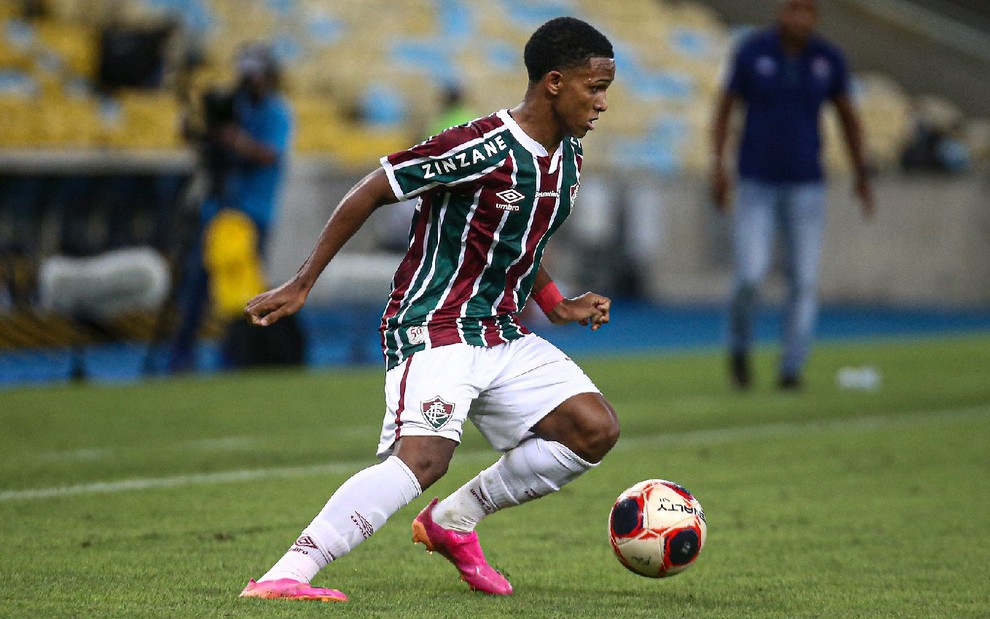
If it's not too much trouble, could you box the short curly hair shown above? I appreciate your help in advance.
[523,17,614,83]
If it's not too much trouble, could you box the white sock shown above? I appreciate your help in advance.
[260,455,421,582]
[433,438,595,532]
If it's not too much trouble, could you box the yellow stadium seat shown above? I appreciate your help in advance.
[115,91,183,149]
[34,20,98,77]
[325,125,414,169]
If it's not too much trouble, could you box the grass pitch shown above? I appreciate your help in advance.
[1,334,988,618]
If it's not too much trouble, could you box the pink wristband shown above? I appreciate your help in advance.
[532,281,565,315]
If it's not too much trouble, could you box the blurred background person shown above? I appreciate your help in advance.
[427,81,476,137]
[710,0,875,391]
[169,42,295,372]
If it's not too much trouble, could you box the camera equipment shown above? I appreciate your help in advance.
[201,88,236,129]
[197,87,239,198]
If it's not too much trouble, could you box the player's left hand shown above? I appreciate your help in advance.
[548,292,611,330]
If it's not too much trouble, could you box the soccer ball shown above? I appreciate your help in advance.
[608,479,707,578]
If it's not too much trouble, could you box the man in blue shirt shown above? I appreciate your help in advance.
[711,0,874,390]
[169,43,293,372]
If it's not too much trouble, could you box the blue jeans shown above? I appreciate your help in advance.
[728,179,826,377]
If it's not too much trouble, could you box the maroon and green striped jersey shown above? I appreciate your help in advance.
[378,109,583,369]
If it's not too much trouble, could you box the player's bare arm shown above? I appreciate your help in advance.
[217,124,278,166]
[710,89,737,211]
[834,93,875,219]
[245,169,397,326]
[532,264,611,330]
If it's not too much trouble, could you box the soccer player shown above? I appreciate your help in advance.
[240,17,618,602]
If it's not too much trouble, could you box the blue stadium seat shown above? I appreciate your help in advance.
[437,0,474,38]
[390,39,458,82]
[360,84,408,127]
[0,69,37,97]
[500,0,577,28]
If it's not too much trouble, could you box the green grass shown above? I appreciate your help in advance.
[1,335,989,618]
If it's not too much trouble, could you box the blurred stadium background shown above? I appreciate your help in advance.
[1,0,988,385]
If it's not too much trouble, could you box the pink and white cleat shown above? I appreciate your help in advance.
[239,578,348,602]
[412,498,513,595]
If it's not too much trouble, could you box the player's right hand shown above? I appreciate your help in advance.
[244,280,307,327]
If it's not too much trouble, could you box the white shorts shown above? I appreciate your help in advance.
[377,334,600,457]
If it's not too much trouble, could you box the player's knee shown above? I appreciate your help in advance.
[405,453,449,490]
[393,437,455,490]
[736,281,759,301]
[566,398,619,464]
[533,393,619,464]
[583,404,620,463]
[791,278,817,299]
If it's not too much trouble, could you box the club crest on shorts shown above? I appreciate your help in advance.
[421,396,455,430]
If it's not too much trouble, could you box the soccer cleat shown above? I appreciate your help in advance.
[778,373,804,391]
[730,351,751,390]
[412,498,513,596]
[239,578,348,602]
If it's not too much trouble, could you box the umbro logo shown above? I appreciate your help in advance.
[495,188,525,203]
[294,535,319,549]
[495,188,524,212]
[292,533,335,562]
[351,511,375,539]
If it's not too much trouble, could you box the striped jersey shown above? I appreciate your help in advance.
[378,109,583,369]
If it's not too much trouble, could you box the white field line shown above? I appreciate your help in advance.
[2,405,987,503]
[35,437,258,463]
[616,404,990,449]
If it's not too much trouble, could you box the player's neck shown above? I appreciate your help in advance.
[507,103,562,153]
[777,26,811,56]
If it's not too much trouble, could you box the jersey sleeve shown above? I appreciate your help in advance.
[826,45,851,100]
[380,119,511,201]
[255,99,293,159]
[724,36,751,97]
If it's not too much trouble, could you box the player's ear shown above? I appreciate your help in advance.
[545,70,563,96]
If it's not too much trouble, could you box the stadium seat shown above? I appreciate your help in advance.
[0,0,963,170]
[34,21,98,78]
[115,91,183,148]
